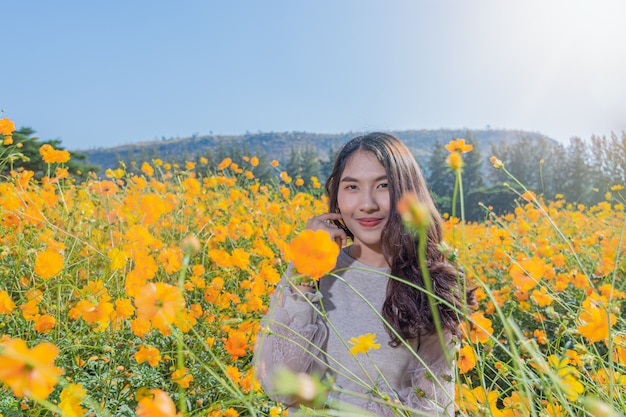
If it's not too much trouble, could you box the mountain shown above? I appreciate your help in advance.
[77,128,554,173]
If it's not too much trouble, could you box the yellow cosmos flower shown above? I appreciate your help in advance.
[445,138,473,153]
[348,333,381,355]
[59,383,87,417]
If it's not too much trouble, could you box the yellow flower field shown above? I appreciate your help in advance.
[0,121,624,416]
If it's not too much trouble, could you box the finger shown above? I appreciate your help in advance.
[316,212,343,222]
[330,229,348,247]
[306,213,343,231]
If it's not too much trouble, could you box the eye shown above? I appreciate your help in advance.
[345,184,358,190]
[377,183,388,189]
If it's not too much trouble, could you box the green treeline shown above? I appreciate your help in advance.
[427,133,626,221]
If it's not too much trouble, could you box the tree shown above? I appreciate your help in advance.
[560,137,593,204]
[427,140,456,199]
[462,133,485,192]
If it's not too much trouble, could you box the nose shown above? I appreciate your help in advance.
[359,189,379,212]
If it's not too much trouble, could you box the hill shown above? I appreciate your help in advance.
[77,128,554,173]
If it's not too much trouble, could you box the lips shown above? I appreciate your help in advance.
[357,218,383,227]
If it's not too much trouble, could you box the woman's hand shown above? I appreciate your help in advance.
[306,213,347,248]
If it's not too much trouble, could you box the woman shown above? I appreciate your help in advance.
[255,133,474,416]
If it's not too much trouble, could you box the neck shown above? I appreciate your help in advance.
[348,244,389,268]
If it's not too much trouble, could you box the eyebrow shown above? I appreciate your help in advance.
[340,175,388,183]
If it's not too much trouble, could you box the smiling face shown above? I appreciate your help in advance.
[337,150,390,266]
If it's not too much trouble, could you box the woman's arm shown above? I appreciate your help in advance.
[365,330,457,417]
[253,269,329,406]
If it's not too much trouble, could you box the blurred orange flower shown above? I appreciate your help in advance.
[286,229,339,281]
[34,248,64,279]
[0,338,63,399]
[136,388,178,417]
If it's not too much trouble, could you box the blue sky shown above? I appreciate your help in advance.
[5,0,626,150]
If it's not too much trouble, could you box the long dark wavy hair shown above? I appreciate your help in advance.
[325,132,475,346]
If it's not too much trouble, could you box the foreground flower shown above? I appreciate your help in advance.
[397,192,432,230]
[136,388,178,417]
[0,338,63,399]
[348,333,381,355]
[287,229,339,281]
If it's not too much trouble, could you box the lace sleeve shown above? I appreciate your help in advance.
[254,274,328,406]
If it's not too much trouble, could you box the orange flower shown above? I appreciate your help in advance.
[286,229,339,281]
[0,118,16,136]
[34,314,56,334]
[458,344,477,374]
[509,257,547,292]
[463,311,494,344]
[89,180,119,197]
[134,283,185,335]
[39,144,71,164]
[217,157,232,170]
[172,367,193,388]
[577,293,616,343]
[397,192,432,229]
[0,338,64,399]
[446,152,463,172]
[279,171,292,184]
[223,330,249,361]
[34,248,64,279]
[134,345,162,367]
[157,247,184,275]
[0,290,16,314]
[141,162,154,177]
[250,156,259,167]
[445,138,473,153]
[136,388,178,417]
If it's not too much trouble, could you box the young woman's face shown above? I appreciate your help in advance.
[337,150,390,254]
